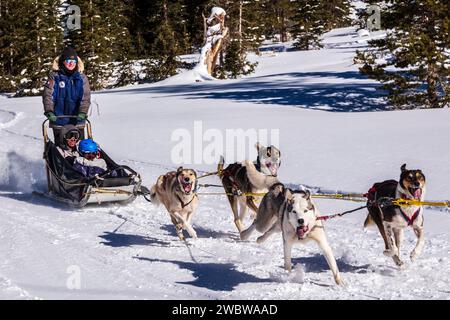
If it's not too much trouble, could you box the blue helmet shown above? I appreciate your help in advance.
[79,139,98,154]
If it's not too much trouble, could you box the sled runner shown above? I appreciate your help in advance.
[39,116,146,207]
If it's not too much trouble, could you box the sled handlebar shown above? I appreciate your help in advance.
[42,116,92,144]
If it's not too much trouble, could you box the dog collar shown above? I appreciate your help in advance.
[176,194,196,209]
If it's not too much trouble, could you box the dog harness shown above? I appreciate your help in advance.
[176,194,197,209]
[367,181,421,226]
[398,193,421,226]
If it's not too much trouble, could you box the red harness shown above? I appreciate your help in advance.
[398,193,421,226]
[367,181,421,226]
[221,165,243,191]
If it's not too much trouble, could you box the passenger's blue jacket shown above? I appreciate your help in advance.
[43,58,91,126]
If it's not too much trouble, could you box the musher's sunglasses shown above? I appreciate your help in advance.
[64,59,77,64]
[65,131,80,140]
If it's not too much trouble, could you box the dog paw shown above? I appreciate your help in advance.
[189,231,198,239]
[383,249,396,257]
[335,276,345,286]
[397,262,406,270]
[393,258,405,269]
[410,250,420,262]
[239,232,249,241]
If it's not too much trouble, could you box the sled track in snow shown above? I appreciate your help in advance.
[0,109,24,130]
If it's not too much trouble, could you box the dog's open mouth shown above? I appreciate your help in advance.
[181,181,193,194]
[266,162,278,176]
[296,225,309,239]
[408,187,422,199]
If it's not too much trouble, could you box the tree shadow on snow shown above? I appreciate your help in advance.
[135,256,271,291]
[99,231,171,248]
[292,254,371,274]
[95,71,388,112]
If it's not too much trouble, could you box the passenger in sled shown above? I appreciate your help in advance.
[56,124,81,162]
[53,125,121,181]
[73,138,110,179]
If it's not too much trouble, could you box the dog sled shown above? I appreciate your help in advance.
[38,116,148,208]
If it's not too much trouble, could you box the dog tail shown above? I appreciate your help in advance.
[363,213,374,229]
[149,184,161,205]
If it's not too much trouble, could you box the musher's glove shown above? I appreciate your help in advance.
[45,112,57,122]
[77,112,87,121]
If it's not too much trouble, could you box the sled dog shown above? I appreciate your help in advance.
[242,184,343,285]
[150,167,199,240]
[218,142,281,232]
[364,164,426,267]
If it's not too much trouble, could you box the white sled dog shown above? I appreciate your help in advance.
[241,184,343,285]
[150,167,199,240]
[218,142,281,232]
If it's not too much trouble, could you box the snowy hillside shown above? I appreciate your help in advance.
[1,27,449,300]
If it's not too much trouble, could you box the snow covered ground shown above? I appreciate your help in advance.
[0,27,449,300]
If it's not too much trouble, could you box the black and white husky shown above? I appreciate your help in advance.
[364,164,426,268]
[241,184,343,285]
[218,143,281,232]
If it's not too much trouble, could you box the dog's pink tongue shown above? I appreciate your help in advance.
[296,226,305,238]
[270,164,278,176]
[183,184,192,193]
[414,189,422,199]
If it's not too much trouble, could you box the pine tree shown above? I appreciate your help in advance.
[16,0,64,96]
[0,0,25,92]
[0,0,63,96]
[184,0,212,50]
[290,0,351,50]
[259,0,296,42]
[66,0,132,90]
[321,0,351,30]
[291,0,325,50]
[137,0,192,83]
[355,0,450,109]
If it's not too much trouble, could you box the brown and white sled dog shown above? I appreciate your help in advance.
[218,143,281,232]
[242,184,343,285]
[364,164,426,268]
[150,167,199,240]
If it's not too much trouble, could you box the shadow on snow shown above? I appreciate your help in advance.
[135,256,271,291]
[95,71,388,112]
[99,231,171,248]
[292,253,371,274]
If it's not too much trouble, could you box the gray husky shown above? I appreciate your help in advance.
[218,143,281,232]
[241,184,343,285]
